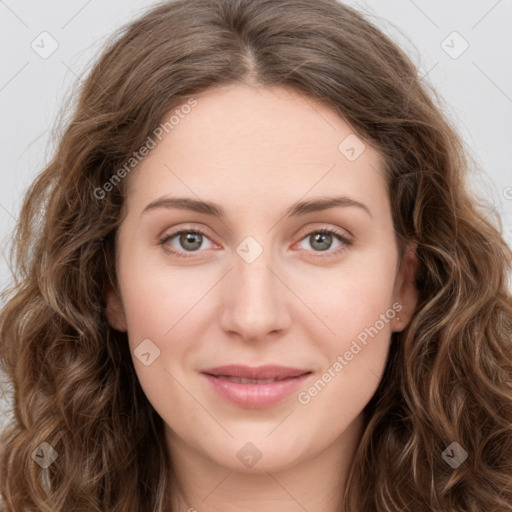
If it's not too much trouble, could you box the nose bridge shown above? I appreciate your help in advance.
[220,234,290,340]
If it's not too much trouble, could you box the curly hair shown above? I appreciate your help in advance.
[1,0,511,510]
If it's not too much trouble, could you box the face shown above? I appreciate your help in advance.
[106,83,418,474]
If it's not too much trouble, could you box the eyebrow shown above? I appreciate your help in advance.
[141,195,373,219]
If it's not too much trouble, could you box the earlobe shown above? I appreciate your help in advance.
[104,281,128,332]
[393,243,420,332]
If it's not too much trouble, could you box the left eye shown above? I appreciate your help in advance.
[295,228,350,254]
[160,227,351,257]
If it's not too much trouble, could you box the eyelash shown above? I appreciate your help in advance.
[159,226,352,259]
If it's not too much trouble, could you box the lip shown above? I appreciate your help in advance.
[201,365,312,409]
[201,364,311,380]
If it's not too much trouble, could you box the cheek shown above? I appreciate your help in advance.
[295,254,397,394]
[118,249,211,345]
[117,262,215,406]
[296,286,395,426]
[330,277,396,344]
[295,255,397,344]
[119,274,198,420]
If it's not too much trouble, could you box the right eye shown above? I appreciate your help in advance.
[159,228,217,257]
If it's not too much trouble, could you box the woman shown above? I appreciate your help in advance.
[1,0,511,510]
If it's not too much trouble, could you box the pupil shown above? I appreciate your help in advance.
[313,233,331,251]
[181,232,202,250]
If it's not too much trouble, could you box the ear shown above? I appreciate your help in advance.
[104,280,128,332]
[392,243,420,332]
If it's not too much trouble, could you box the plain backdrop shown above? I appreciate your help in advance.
[1,0,511,426]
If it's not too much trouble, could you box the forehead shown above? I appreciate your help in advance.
[158,84,372,164]
[125,84,389,220]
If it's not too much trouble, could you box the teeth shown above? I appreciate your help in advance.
[216,376,283,384]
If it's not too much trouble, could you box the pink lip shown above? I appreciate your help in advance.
[200,365,312,408]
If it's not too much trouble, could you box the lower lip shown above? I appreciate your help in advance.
[202,373,312,408]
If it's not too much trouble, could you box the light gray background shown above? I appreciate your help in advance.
[1,0,511,426]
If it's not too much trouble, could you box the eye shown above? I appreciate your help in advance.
[159,228,216,257]
[295,228,352,257]
[159,226,352,258]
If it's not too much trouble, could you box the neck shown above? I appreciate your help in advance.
[166,413,364,512]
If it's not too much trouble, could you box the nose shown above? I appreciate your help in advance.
[219,244,292,343]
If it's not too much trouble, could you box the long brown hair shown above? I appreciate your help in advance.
[1,0,511,510]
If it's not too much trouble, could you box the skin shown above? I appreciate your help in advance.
[106,83,419,512]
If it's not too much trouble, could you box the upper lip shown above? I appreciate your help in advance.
[201,365,311,380]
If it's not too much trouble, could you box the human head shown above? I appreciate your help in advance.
[104,81,419,508]
[1,1,511,511]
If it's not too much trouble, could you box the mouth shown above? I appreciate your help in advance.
[201,364,311,380]
[207,375,305,384]
[200,365,313,408]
